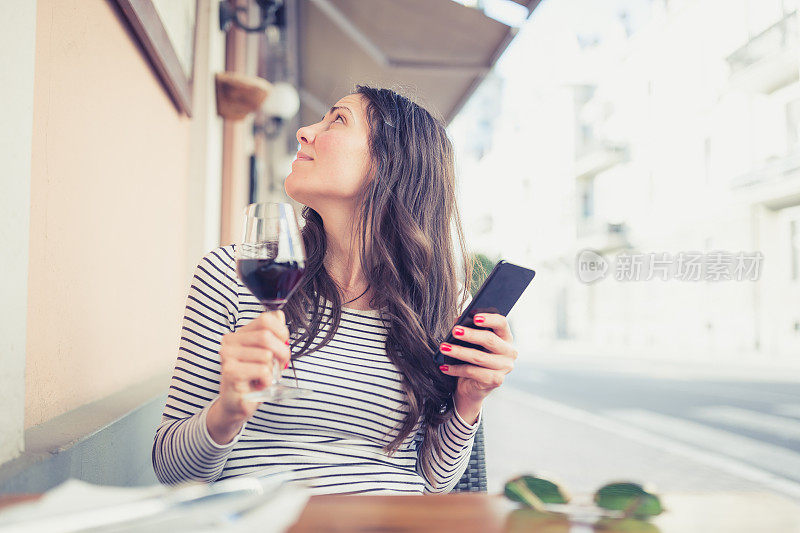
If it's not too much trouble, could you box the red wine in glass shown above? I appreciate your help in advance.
[237,259,306,311]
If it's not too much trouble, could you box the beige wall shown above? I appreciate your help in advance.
[25,0,201,428]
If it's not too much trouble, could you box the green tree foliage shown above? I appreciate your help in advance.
[470,253,498,297]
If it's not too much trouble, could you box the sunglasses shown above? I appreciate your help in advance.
[504,474,664,521]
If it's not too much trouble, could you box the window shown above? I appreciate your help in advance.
[746,0,786,37]
[787,99,800,152]
[580,178,594,221]
[791,218,800,281]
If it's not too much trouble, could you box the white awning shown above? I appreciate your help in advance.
[295,0,540,126]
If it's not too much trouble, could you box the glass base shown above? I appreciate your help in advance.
[242,384,315,402]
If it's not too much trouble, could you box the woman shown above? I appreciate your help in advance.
[152,86,518,494]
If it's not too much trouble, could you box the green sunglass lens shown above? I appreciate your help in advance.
[595,517,662,532]
[594,482,663,517]
[504,475,570,505]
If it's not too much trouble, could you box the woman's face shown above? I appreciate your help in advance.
[285,93,372,211]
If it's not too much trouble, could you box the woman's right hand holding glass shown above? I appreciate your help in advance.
[206,310,291,445]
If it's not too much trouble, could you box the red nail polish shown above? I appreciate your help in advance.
[439,365,449,372]
[284,361,289,369]
[453,326,464,336]
[440,343,452,352]
[474,315,484,324]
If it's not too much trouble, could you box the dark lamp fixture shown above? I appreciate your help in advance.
[253,116,284,139]
[219,0,284,33]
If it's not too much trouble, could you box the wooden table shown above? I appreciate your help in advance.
[287,492,800,533]
[3,491,800,532]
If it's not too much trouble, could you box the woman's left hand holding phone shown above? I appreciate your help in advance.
[438,313,518,424]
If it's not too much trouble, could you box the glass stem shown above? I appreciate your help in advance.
[272,358,283,387]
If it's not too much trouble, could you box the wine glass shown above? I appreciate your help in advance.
[236,202,310,402]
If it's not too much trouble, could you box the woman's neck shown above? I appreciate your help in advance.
[321,209,372,309]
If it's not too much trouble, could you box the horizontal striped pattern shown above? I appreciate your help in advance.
[152,245,480,494]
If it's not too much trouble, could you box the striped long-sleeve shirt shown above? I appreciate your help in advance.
[152,245,480,494]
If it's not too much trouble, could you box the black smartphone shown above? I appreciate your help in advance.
[435,260,536,367]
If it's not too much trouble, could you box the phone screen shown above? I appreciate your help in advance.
[434,260,536,367]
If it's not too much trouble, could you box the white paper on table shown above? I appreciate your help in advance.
[193,484,309,533]
[0,474,309,533]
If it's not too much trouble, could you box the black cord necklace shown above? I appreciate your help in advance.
[342,284,370,306]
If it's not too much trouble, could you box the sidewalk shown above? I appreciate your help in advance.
[482,388,800,500]
[516,339,800,382]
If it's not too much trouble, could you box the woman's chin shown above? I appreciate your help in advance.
[284,172,300,200]
[284,177,313,209]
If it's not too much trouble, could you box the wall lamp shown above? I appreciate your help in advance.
[253,81,300,139]
[219,0,284,33]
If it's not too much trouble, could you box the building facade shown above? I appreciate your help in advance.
[451,0,800,361]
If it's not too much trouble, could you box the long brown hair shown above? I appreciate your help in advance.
[283,85,472,465]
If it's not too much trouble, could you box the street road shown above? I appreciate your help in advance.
[484,354,800,501]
